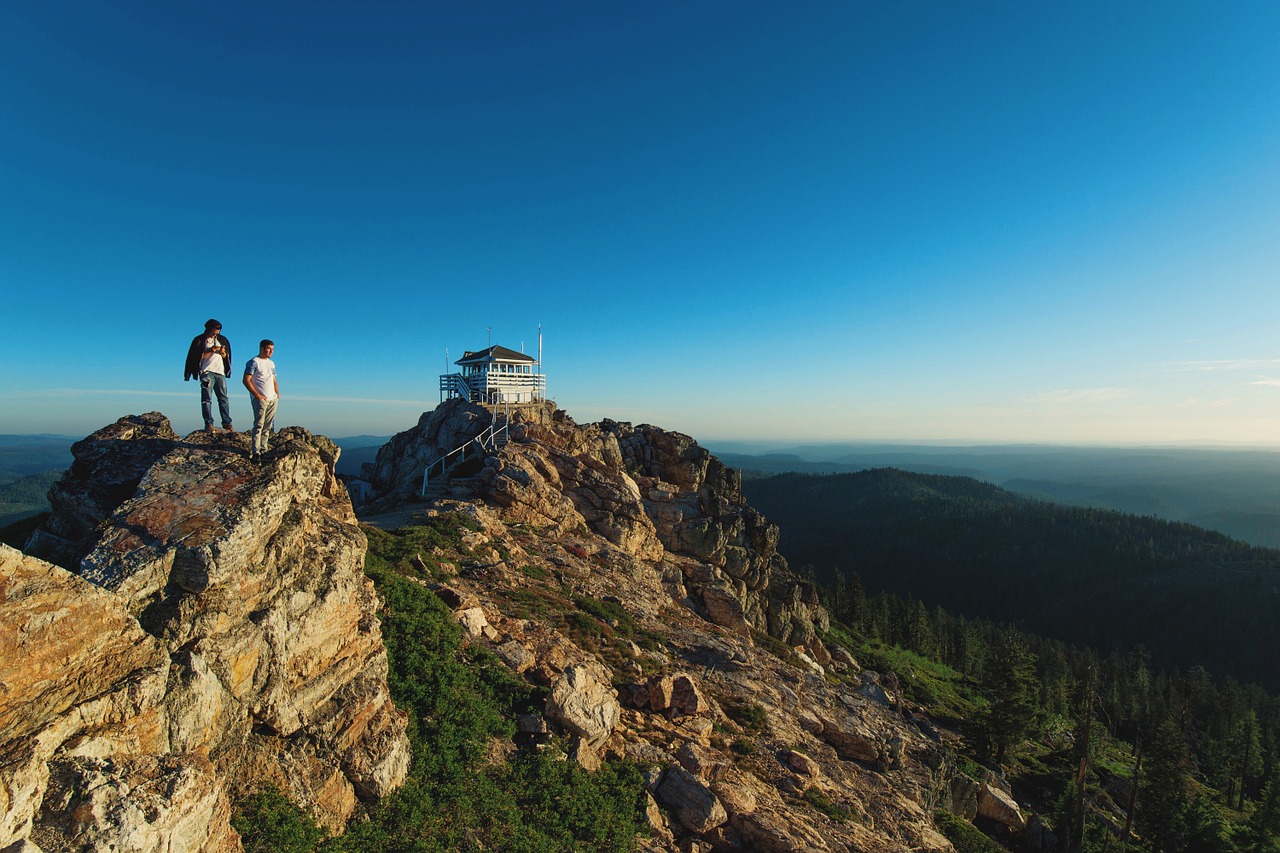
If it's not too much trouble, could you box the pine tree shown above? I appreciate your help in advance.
[1245,775,1280,853]
[980,632,1041,765]
[1135,718,1190,853]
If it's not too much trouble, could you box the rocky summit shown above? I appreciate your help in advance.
[2,413,409,852]
[2,402,1018,852]
[358,399,1009,851]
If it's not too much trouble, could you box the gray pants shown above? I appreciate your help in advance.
[250,397,277,456]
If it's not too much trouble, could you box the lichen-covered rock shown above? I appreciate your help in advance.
[32,755,241,853]
[656,766,728,833]
[546,664,620,749]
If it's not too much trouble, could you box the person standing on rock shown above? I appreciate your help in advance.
[184,319,234,432]
[242,339,278,462]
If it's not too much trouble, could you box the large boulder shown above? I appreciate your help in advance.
[546,664,620,749]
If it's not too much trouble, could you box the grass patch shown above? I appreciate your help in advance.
[362,514,480,579]
[752,630,799,665]
[318,516,648,852]
[519,563,553,580]
[825,624,983,724]
[800,787,853,822]
[573,595,635,636]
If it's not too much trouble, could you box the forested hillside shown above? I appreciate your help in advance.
[0,470,60,527]
[744,469,1280,691]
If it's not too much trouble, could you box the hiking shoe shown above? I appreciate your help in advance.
[204,424,215,432]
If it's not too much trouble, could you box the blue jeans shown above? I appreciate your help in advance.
[200,371,233,428]
[250,397,277,456]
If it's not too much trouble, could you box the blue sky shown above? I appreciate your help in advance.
[3,2,1279,443]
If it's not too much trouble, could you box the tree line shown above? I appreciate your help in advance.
[821,571,1280,852]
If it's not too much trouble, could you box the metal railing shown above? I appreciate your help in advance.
[439,371,545,403]
[420,407,512,497]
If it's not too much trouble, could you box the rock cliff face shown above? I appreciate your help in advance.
[365,399,976,851]
[2,414,409,852]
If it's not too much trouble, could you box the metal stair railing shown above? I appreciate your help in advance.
[420,407,513,497]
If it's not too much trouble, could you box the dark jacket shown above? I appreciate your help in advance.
[185,333,232,381]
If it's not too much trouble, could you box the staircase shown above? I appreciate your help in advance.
[420,407,512,498]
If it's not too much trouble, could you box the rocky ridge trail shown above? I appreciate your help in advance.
[2,413,409,852]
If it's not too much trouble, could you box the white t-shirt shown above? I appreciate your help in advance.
[199,336,226,375]
[244,356,278,400]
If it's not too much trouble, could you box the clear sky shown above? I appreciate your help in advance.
[3,2,1279,444]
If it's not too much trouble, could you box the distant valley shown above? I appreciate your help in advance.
[744,468,1280,691]
[711,442,1280,547]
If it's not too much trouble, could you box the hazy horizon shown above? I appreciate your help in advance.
[4,3,1279,444]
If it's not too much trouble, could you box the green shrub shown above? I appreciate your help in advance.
[722,697,769,733]
[321,515,648,852]
[233,787,325,853]
[934,810,1003,853]
[801,787,853,822]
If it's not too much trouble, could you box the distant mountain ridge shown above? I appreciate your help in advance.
[744,468,1280,691]
[714,443,1280,547]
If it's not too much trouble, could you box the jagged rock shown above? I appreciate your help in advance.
[497,640,536,673]
[32,755,240,853]
[431,583,480,610]
[947,772,981,820]
[644,792,676,843]
[0,545,169,747]
[455,606,492,637]
[647,673,711,719]
[978,772,1026,830]
[373,400,828,648]
[785,750,821,777]
[1025,814,1058,851]
[546,664,620,749]
[710,770,760,816]
[733,804,835,852]
[5,415,409,850]
[23,413,180,570]
[569,738,602,771]
[829,646,858,669]
[166,651,251,765]
[669,674,711,718]
[360,401,966,851]
[857,671,895,707]
[656,766,728,833]
[814,711,881,763]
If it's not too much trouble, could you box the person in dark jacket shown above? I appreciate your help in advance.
[185,319,234,431]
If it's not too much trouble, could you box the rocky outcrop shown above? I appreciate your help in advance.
[3,413,409,851]
[366,399,987,851]
[371,399,827,650]
[978,771,1027,830]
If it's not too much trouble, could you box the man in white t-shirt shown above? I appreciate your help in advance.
[242,340,279,462]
